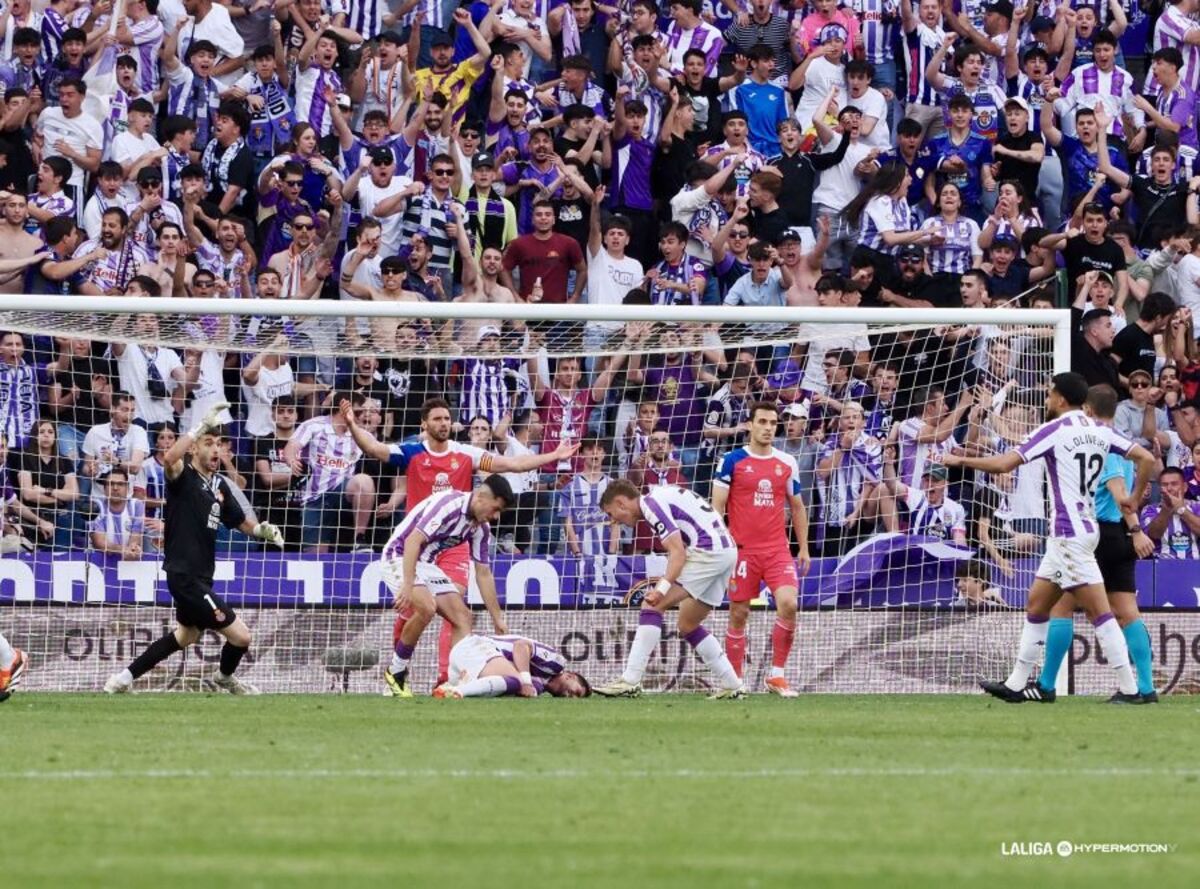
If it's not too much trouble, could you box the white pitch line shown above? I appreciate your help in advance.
[3,766,1200,781]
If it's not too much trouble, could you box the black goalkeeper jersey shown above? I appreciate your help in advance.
[162,459,247,577]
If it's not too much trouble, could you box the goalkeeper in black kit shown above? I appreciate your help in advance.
[104,404,284,695]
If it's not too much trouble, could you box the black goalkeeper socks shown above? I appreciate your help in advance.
[219,642,249,676]
[129,632,183,679]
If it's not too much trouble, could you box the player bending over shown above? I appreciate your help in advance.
[0,631,28,702]
[435,633,591,698]
[593,480,746,699]
[342,398,579,692]
[104,404,284,695]
[1028,384,1157,703]
[712,400,811,697]
[382,475,514,697]
[943,373,1155,704]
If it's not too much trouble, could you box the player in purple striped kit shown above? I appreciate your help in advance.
[593,479,745,699]
[381,477,515,697]
[436,633,591,698]
[944,372,1157,704]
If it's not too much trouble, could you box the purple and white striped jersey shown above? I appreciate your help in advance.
[293,64,342,138]
[409,0,448,29]
[292,415,363,504]
[1139,502,1200,558]
[1148,5,1200,94]
[1012,74,1048,137]
[921,215,983,274]
[904,22,945,107]
[663,20,725,77]
[139,456,167,518]
[193,241,248,299]
[487,633,566,678]
[897,417,959,490]
[382,490,492,566]
[1156,81,1199,150]
[28,191,75,233]
[558,473,612,556]
[0,361,40,449]
[1136,143,1198,180]
[904,487,967,541]
[347,0,385,40]
[40,8,66,62]
[1012,410,1135,540]
[124,15,165,95]
[859,195,912,254]
[851,0,899,66]
[88,498,145,547]
[458,357,521,427]
[641,485,735,553]
[611,134,655,212]
[990,210,1040,253]
[1059,65,1142,139]
[818,432,883,527]
[552,79,609,118]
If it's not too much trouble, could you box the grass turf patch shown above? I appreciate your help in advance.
[2,693,1197,888]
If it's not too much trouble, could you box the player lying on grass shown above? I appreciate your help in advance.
[0,630,28,702]
[593,480,746,699]
[381,475,515,698]
[104,404,284,696]
[942,373,1156,704]
[1028,384,1157,703]
[435,633,591,698]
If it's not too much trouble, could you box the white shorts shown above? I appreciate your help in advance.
[677,548,738,608]
[1036,535,1103,590]
[448,634,503,684]
[381,559,461,597]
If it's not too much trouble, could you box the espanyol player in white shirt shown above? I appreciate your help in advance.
[593,479,746,699]
[944,372,1156,704]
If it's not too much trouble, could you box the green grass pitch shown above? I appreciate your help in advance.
[3,693,1197,888]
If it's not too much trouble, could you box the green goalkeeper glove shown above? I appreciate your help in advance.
[188,402,231,439]
[252,522,285,548]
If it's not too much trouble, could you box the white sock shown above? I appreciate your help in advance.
[0,633,14,669]
[1005,619,1050,691]
[621,624,662,685]
[1093,617,1138,695]
[769,666,785,680]
[457,676,509,698]
[390,654,409,674]
[695,635,742,690]
[117,668,133,685]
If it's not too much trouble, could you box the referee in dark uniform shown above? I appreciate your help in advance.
[104,403,283,695]
[1019,385,1158,704]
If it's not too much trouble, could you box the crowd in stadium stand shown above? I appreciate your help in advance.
[4,0,1200,571]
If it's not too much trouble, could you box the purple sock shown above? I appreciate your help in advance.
[532,678,546,695]
[639,610,664,628]
[1027,614,1050,624]
[503,675,522,695]
[1093,612,1115,628]
[394,640,415,659]
[684,626,710,648]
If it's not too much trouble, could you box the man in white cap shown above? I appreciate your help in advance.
[774,400,821,513]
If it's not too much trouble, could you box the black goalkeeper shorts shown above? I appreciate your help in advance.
[168,573,237,630]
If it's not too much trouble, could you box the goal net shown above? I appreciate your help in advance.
[0,295,1095,695]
